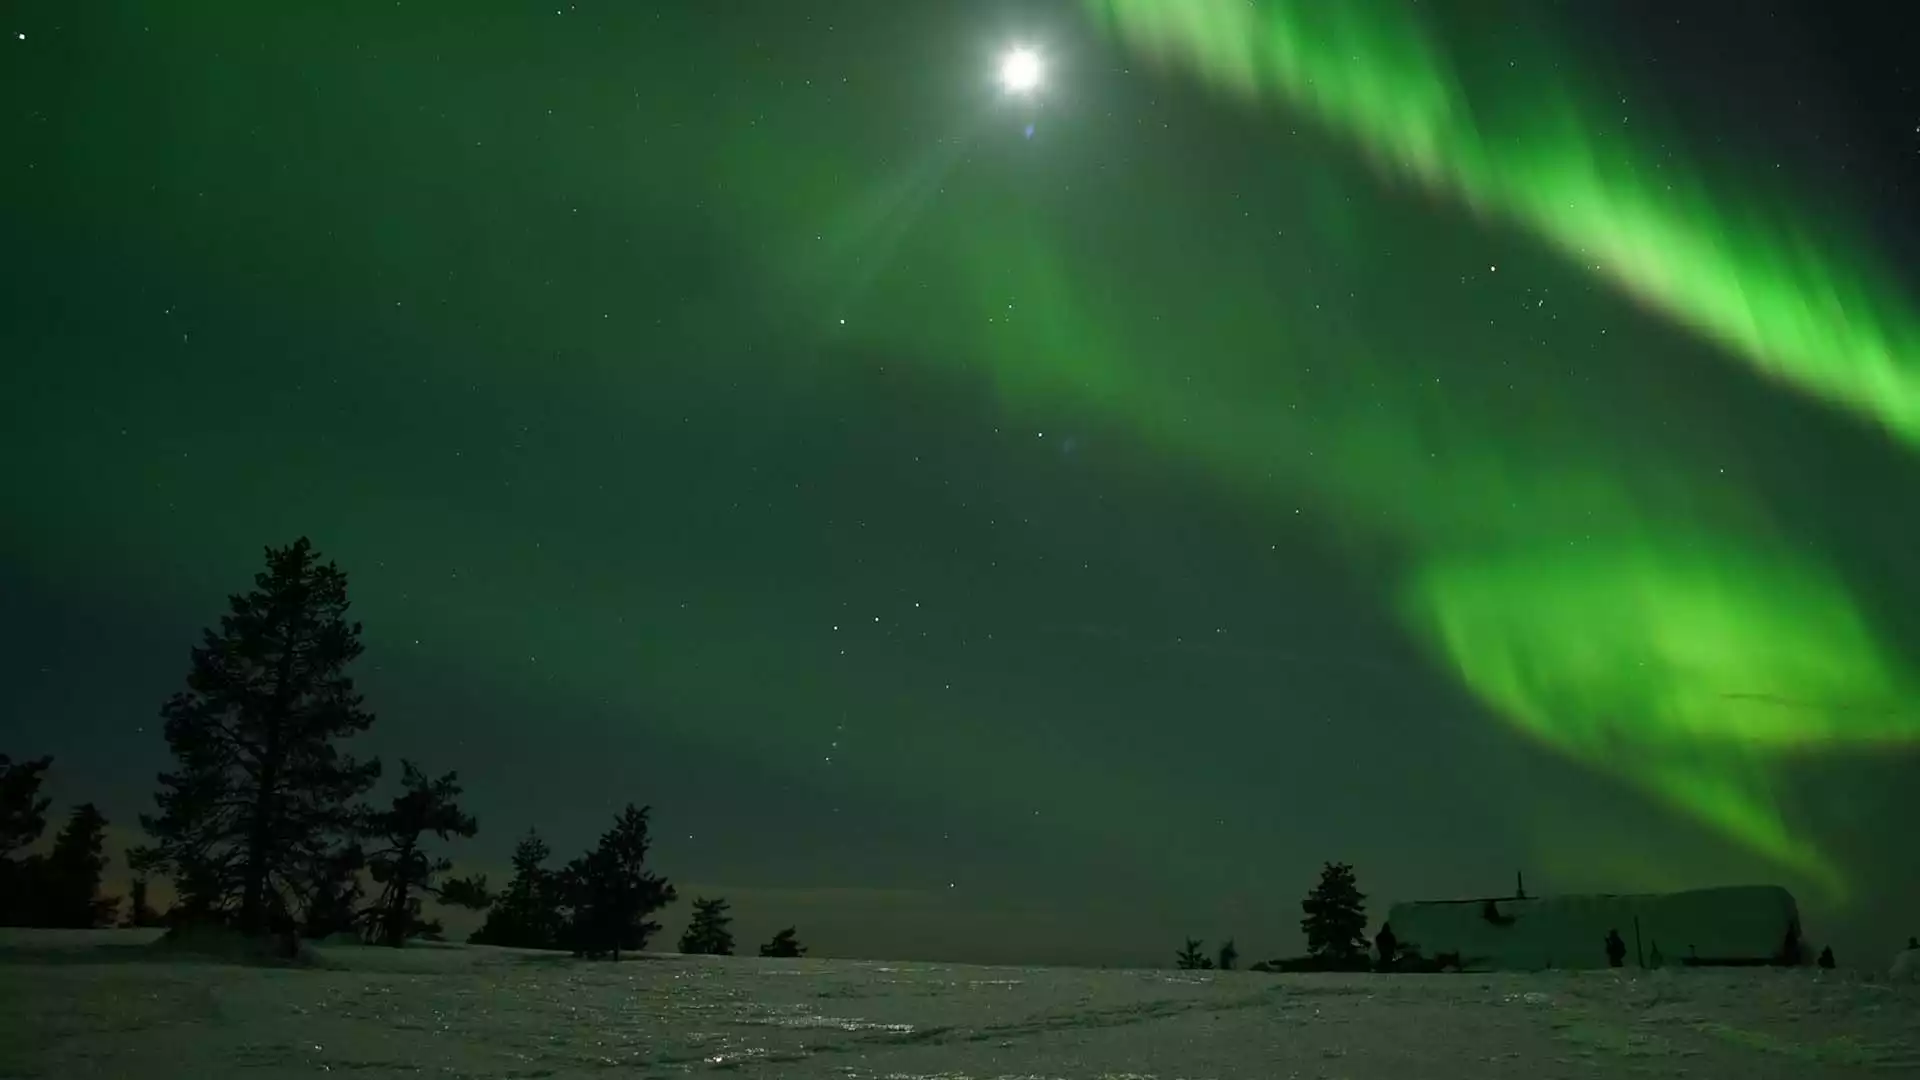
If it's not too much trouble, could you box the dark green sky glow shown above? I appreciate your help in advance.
[4,1,1919,965]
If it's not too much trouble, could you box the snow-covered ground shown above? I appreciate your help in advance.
[1,929,1915,1078]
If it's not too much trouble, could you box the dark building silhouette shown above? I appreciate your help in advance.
[1387,884,1800,972]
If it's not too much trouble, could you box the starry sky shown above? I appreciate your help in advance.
[4,1,1920,967]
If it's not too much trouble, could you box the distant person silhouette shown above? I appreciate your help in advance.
[1818,946,1835,970]
[1374,922,1399,971]
[1604,929,1627,968]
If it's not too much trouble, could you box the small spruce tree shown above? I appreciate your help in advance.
[759,925,806,958]
[1175,937,1211,970]
[132,538,383,936]
[471,829,562,949]
[679,896,736,955]
[1300,861,1368,967]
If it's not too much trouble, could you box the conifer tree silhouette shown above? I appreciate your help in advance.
[559,804,676,960]
[40,803,118,928]
[296,842,368,938]
[1175,937,1212,970]
[0,753,52,926]
[679,896,736,955]
[1300,862,1368,967]
[123,877,163,928]
[363,761,489,946]
[132,538,382,935]
[759,925,806,958]
[471,829,562,949]
[0,754,51,857]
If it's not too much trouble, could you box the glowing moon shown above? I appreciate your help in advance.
[998,47,1043,95]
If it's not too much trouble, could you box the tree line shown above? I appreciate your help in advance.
[0,757,130,929]
[19,537,1710,972]
[1,538,1378,968]
[1178,860,1431,974]
[0,538,806,961]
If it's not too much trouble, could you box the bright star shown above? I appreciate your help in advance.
[998,46,1043,96]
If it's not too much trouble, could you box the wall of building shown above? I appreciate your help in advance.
[1385,885,1800,971]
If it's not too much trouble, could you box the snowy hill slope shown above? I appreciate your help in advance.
[1,929,1915,1078]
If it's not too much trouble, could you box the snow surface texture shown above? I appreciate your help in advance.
[1,929,1916,1078]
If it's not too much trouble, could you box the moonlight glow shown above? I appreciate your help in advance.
[998,46,1043,95]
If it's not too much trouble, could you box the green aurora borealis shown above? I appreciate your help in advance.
[4,1,1920,962]
[1078,0,1920,897]
[1092,0,1920,447]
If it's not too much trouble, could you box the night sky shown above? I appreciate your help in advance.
[5,1,1920,967]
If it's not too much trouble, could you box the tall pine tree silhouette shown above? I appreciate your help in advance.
[758,926,806,958]
[559,804,676,960]
[363,761,490,946]
[679,896,735,955]
[40,803,118,928]
[471,829,562,949]
[133,538,383,936]
[0,754,52,925]
[1300,861,1368,967]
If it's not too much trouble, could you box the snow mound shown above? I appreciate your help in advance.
[1891,949,1920,984]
